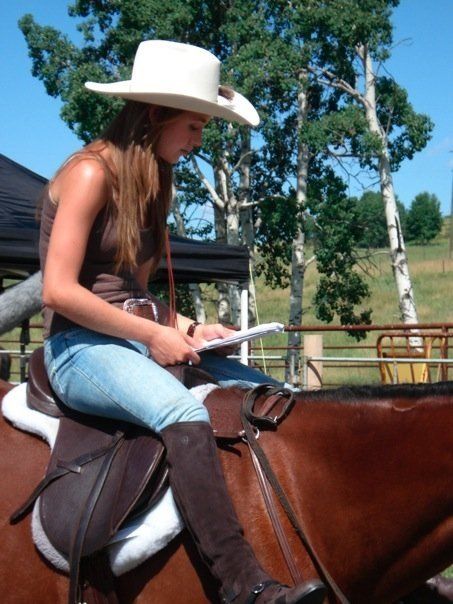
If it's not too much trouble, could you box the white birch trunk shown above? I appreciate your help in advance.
[285,75,309,385]
[358,44,419,327]
[221,139,241,326]
[239,131,257,325]
[217,284,232,324]
[226,198,241,324]
[240,207,256,324]
[170,196,206,323]
[212,179,232,324]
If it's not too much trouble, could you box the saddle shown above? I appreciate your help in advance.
[11,348,297,604]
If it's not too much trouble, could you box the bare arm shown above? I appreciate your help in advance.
[43,158,199,365]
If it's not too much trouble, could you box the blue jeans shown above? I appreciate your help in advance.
[44,327,277,433]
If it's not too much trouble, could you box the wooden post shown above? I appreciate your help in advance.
[304,334,323,390]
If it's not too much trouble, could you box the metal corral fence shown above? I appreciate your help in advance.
[1,320,452,388]
[248,322,453,388]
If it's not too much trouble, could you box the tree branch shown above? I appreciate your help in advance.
[241,194,284,209]
[191,156,225,210]
[218,155,231,178]
[307,64,365,107]
[306,254,316,268]
[231,149,255,174]
[194,151,212,165]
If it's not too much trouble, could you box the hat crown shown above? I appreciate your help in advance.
[130,40,220,102]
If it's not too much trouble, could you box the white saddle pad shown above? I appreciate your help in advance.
[2,381,218,576]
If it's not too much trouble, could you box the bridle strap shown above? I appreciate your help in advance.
[240,387,350,604]
[247,440,304,585]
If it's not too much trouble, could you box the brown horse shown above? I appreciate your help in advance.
[0,378,452,603]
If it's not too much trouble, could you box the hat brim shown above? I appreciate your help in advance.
[85,81,259,126]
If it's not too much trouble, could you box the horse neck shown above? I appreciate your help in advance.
[281,389,453,600]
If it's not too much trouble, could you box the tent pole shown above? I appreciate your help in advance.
[240,284,249,365]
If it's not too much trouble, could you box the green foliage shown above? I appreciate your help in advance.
[19,14,79,98]
[375,77,434,170]
[300,105,368,154]
[406,192,443,245]
[314,272,372,327]
[149,281,195,318]
[281,1,433,173]
[354,190,406,248]
[255,196,300,288]
[309,170,372,337]
[19,11,124,141]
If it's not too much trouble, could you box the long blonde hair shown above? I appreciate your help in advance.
[88,101,184,274]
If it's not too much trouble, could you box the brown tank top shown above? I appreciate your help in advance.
[39,189,159,338]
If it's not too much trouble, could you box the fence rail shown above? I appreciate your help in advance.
[250,322,453,387]
[1,320,452,387]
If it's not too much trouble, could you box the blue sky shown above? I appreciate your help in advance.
[1,1,452,215]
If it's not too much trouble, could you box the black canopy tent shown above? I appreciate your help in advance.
[0,154,46,278]
[0,153,250,285]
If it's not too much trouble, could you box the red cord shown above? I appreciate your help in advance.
[165,228,177,329]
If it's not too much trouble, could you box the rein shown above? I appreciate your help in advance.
[240,385,350,604]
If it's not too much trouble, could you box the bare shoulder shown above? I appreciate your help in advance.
[51,154,110,207]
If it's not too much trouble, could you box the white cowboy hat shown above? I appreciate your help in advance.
[85,40,260,127]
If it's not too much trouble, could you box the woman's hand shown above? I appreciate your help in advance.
[147,325,201,366]
[192,323,239,357]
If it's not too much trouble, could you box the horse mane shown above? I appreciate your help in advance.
[297,380,453,404]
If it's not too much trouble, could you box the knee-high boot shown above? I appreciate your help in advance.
[161,421,326,604]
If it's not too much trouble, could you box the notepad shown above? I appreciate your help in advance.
[195,322,285,352]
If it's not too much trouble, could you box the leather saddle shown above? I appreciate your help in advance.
[11,348,291,604]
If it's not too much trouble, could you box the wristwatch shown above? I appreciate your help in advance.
[186,321,201,337]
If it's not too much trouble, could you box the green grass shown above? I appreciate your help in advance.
[255,238,453,326]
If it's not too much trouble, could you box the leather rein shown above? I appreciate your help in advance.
[240,384,349,604]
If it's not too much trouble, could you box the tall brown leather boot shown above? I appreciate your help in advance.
[161,421,326,604]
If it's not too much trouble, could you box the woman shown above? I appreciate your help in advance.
[40,40,326,604]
